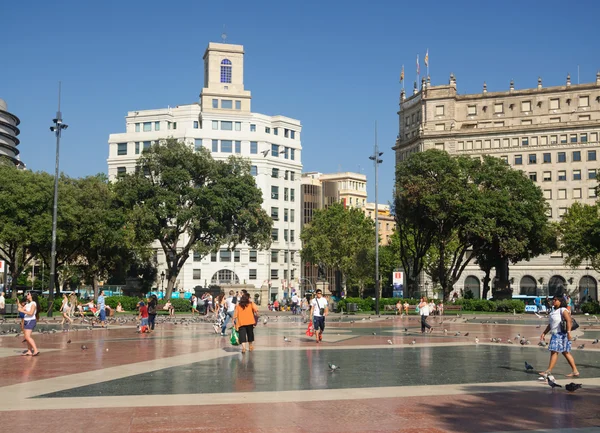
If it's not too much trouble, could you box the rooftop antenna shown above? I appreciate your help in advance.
[221,25,227,43]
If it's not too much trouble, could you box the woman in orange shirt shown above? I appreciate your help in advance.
[233,293,259,353]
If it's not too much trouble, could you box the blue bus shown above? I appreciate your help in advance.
[512,295,547,313]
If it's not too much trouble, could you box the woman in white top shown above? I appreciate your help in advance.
[60,293,73,325]
[539,295,579,377]
[418,296,433,333]
[18,292,40,356]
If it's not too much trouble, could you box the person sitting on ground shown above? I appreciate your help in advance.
[116,302,126,313]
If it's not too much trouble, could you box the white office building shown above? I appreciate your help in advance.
[107,42,303,302]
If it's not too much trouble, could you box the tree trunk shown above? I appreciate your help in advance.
[481,266,491,300]
[92,275,99,300]
[165,276,177,299]
[493,257,512,300]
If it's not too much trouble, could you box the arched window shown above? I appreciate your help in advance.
[464,276,480,299]
[210,269,239,285]
[579,275,598,301]
[548,275,566,297]
[220,59,232,83]
[519,275,537,296]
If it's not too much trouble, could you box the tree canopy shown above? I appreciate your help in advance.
[558,201,600,270]
[300,202,375,296]
[113,138,272,298]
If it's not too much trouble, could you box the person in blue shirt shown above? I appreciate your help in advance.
[97,290,107,328]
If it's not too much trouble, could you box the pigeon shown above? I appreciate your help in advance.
[404,328,408,332]
[525,361,534,371]
[410,339,416,345]
[372,332,377,335]
[475,337,479,344]
[81,345,88,350]
[67,339,71,344]
[578,344,585,350]
[464,332,469,337]
[283,336,290,342]
[328,363,340,371]
[263,318,268,325]
[538,341,547,347]
[507,339,514,344]
[572,336,578,341]
[565,383,582,393]
[387,340,393,345]
[593,339,599,344]
[547,376,562,390]
[454,332,461,336]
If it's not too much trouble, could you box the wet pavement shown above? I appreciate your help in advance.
[1,312,599,432]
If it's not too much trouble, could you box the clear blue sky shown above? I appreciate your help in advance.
[3,0,599,204]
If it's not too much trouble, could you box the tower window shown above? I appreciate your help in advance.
[220,59,232,83]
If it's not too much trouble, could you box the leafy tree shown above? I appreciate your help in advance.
[558,202,600,270]
[0,166,54,298]
[394,150,479,299]
[471,156,555,298]
[113,139,272,299]
[300,202,375,296]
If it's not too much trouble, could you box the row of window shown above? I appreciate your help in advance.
[212,98,241,110]
[512,149,597,165]
[192,269,296,281]
[271,228,295,242]
[548,203,596,219]
[524,169,597,182]
[269,186,296,202]
[435,95,593,119]
[270,207,296,222]
[543,188,597,200]
[456,132,599,151]
[135,121,178,133]
[193,248,299,264]
[431,115,593,134]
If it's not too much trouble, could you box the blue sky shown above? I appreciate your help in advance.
[3,0,600,204]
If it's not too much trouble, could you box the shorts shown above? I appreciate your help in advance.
[99,309,106,321]
[313,316,325,332]
[140,318,149,326]
[24,319,36,331]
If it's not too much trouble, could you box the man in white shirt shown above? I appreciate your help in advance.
[309,289,328,343]
[291,293,300,315]
[0,291,5,318]
[419,296,433,333]
[220,290,236,336]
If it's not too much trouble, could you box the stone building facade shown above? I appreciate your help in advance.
[393,73,600,301]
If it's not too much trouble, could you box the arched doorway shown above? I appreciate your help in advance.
[210,269,240,285]
[548,275,566,297]
[464,276,481,299]
[579,276,598,302]
[519,276,537,296]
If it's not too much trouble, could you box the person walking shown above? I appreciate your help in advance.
[97,290,107,328]
[309,289,328,343]
[233,293,259,354]
[148,294,158,331]
[221,290,236,336]
[18,292,40,356]
[60,293,73,325]
[419,296,433,333]
[539,295,579,377]
[68,292,78,319]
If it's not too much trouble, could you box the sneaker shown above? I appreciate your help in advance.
[220,332,226,336]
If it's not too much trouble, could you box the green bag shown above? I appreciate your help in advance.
[415,305,420,313]
[230,329,240,346]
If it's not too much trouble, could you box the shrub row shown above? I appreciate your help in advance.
[337,297,525,313]
[581,301,600,314]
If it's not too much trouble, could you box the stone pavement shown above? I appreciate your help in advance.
[1,312,600,432]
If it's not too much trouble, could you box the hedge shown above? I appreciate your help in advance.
[337,297,525,313]
[581,301,600,314]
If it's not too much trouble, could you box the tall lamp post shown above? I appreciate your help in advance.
[47,83,68,317]
[160,271,165,299]
[369,122,383,315]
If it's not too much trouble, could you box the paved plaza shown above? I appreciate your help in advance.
[1,312,600,433]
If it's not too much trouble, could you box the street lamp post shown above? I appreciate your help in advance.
[160,271,165,298]
[369,122,383,315]
[47,83,68,317]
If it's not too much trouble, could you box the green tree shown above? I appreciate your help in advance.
[471,156,555,299]
[113,139,272,299]
[300,202,375,296]
[558,202,600,270]
[0,166,54,298]
[394,150,479,300]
